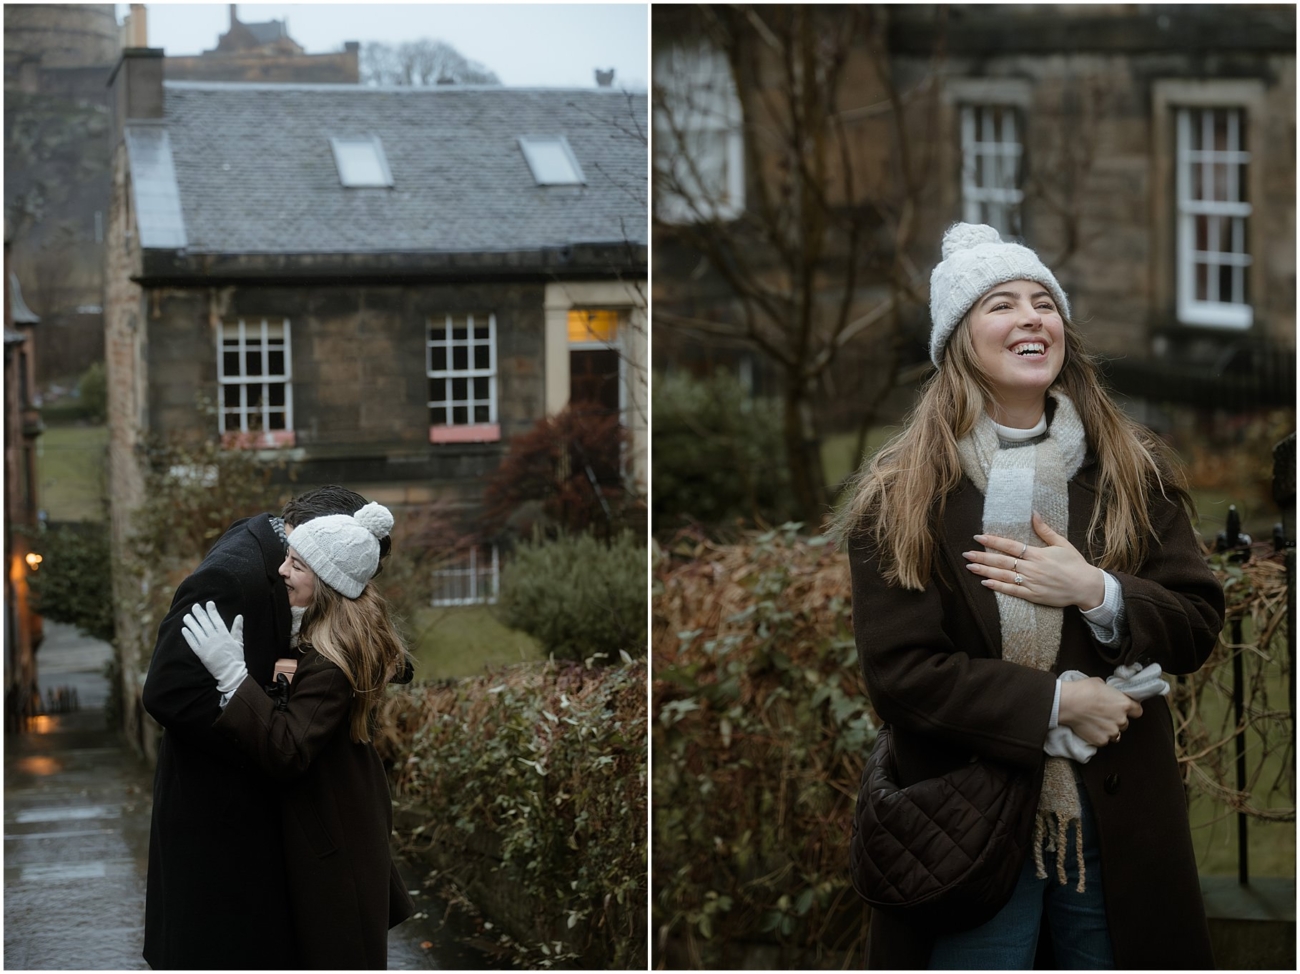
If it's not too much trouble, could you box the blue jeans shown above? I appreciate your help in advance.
[929,785,1115,970]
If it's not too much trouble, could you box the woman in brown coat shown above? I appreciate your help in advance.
[180,501,415,969]
[834,223,1224,969]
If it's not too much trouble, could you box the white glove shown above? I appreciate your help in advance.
[1045,664,1171,764]
[1106,661,1171,700]
[180,601,248,696]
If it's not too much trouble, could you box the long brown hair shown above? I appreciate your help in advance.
[299,581,409,743]
[829,313,1192,590]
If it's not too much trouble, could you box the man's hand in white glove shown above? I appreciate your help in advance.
[180,601,248,696]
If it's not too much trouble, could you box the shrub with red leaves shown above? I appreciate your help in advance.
[481,405,642,540]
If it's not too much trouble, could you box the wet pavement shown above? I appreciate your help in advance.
[4,621,493,970]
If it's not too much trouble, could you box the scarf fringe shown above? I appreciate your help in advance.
[1033,811,1087,893]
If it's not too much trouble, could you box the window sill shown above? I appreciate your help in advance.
[429,423,501,444]
[222,430,297,450]
[1177,301,1253,330]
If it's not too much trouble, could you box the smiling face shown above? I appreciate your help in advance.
[278,535,317,608]
[966,279,1066,423]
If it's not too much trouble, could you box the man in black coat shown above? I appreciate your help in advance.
[141,485,387,970]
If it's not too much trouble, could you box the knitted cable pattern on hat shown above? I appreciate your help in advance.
[929,223,1072,366]
[956,391,1091,891]
[288,501,392,599]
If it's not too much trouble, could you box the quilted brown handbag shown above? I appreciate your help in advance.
[849,725,1039,933]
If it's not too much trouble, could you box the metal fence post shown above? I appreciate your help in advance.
[1216,504,1251,886]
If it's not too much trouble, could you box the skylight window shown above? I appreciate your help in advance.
[330,136,393,188]
[519,137,585,186]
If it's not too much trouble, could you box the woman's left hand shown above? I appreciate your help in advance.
[964,512,1106,610]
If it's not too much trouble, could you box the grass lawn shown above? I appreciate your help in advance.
[38,423,108,522]
[822,427,901,496]
[1184,630,1294,879]
[402,603,544,680]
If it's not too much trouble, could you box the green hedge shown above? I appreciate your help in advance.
[652,527,873,968]
[498,532,646,662]
[651,370,795,533]
[377,660,647,968]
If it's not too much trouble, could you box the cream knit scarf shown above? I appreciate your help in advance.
[956,391,1090,891]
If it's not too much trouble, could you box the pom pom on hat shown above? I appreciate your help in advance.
[940,221,1001,259]
[928,222,1070,366]
[288,502,393,599]
[353,502,393,540]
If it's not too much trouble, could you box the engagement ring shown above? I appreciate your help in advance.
[1014,574,1024,585]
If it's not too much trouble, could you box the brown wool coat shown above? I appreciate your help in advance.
[215,648,415,970]
[848,459,1224,970]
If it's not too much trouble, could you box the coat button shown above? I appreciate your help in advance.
[1104,773,1121,794]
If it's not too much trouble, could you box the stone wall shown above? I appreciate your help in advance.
[140,280,550,504]
[103,118,150,756]
[164,49,359,85]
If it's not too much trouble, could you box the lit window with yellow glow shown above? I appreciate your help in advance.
[568,309,620,344]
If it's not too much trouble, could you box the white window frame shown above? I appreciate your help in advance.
[329,135,394,188]
[519,136,586,185]
[426,312,498,428]
[960,104,1024,239]
[653,42,744,224]
[430,545,500,606]
[216,318,293,435]
[1174,107,1253,329]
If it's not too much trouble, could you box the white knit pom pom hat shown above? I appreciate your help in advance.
[929,222,1071,366]
[288,501,393,599]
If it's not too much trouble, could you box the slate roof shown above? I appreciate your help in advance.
[8,273,39,325]
[151,82,647,256]
[243,20,289,45]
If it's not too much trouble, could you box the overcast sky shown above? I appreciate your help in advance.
[115,3,647,89]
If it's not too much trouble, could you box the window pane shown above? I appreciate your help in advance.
[453,346,468,370]
[224,351,240,376]
[451,377,467,401]
[269,411,286,431]
[429,327,446,342]
[452,406,468,424]
[474,345,490,369]
[429,379,445,404]
[452,327,466,341]
[269,384,285,407]
[268,351,285,375]
[521,138,582,185]
[1195,215,1208,251]
[245,351,263,377]
[474,377,489,399]
[475,405,489,423]
[1195,262,1208,301]
[430,406,447,425]
[333,138,390,187]
[474,326,489,340]
[431,347,446,371]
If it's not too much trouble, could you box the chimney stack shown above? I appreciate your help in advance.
[127,4,149,47]
[107,47,165,141]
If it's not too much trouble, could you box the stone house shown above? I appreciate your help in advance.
[159,4,361,84]
[104,49,646,745]
[652,5,1295,426]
